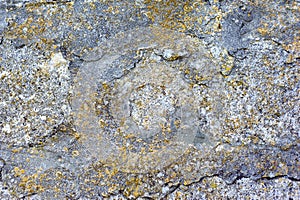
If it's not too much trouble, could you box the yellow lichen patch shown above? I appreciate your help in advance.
[210,181,218,189]
[211,5,223,32]
[71,131,82,140]
[143,0,194,32]
[257,23,269,36]
[63,146,69,152]
[183,179,192,186]
[55,171,63,180]
[53,186,61,193]
[103,5,120,14]
[13,167,25,177]
[98,119,107,128]
[72,150,80,157]
[11,147,23,153]
[110,167,119,177]
[5,15,52,42]
[89,2,97,10]
[160,122,172,133]
[102,82,111,92]
[5,1,73,55]
[221,57,234,75]
[175,191,184,198]
[124,177,143,198]
[18,172,44,194]
[280,143,294,151]
[174,119,181,129]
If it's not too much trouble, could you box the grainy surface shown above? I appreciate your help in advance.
[0,0,299,199]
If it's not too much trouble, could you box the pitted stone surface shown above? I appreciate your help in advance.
[1,0,299,199]
[71,26,222,173]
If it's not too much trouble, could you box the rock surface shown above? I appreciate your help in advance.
[0,0,299,199]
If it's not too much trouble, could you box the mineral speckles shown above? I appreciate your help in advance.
[1,0,299,199]
[110,59,198,144]
[166,176,300,199]
[129,83,176,135]
[0,47,70,146]
[221,39,300,147]
[72,26,221,173]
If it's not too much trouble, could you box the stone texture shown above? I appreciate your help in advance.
[0,0,299,199]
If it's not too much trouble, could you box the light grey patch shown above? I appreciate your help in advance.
[0,9,7,35]
[193,129,210,151]
[154,47,190,61]
[194,130,206,144]
[82,47,104,62]
[103,52,142,81]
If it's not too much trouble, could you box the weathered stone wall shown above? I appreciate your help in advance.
[0,0,299,199]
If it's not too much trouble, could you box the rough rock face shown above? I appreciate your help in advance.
[0,0,299,199]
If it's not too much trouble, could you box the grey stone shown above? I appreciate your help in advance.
[0,0,299,199]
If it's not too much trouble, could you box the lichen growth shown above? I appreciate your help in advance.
[71,26,220,173]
